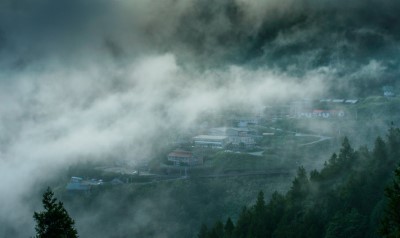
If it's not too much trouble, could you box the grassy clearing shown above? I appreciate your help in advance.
[207,152,277,171]
[61,174,293,238]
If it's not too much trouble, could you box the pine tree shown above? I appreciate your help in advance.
[380,166,400,238]
[266,192,285,227]
[288,166,310,204]
[254,191,266,214]
[234,206,251,238]
[387,126,400,163]
[209,221,224,238]
[249,191,266,237]
[198,224,208,238]
[224,218,234,238]
[373,136,388,163]
[338,137,355,164]
[33,187,78,238]
[325,209,366,238]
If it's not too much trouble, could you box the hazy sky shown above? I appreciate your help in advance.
[1,0,400,236]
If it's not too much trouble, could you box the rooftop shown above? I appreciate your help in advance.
[210,127,251,132]
[193,135,228,140]
[345,99,358,104]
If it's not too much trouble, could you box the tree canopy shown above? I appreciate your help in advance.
[33,187,78,238]
[198,128,400,238]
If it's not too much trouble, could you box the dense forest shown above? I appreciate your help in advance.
[198,127,400,238]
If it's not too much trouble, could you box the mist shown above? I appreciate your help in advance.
[1,0,399,237]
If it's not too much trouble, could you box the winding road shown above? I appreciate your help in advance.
[295,133,332,146]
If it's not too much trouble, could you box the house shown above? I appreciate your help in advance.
[312,110,345,118]
[313,110,331,118]
[332,99,345,103]
[66,177,103,192]
[383,86,395,97]
[209,127,254,137]
[319,99,332,103]
[167,149,203,166]
[298,112,313,118]
[66,177,90,191]
[208,127,257,148]
[233,117,262,127]
[262,133,275,136]
[193,135,228,148]
[345,99,358,104]
[320,98,358,104]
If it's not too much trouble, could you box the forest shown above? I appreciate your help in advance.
[198,127,400,238]
[3,1,400,237]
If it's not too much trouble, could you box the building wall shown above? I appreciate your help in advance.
[167,155,203,166]
[194,140,225,148]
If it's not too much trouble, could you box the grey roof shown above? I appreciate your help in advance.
[320,99,332,102]
[193,135,228,140]
[210,127,250,132]
[345,99,358,104]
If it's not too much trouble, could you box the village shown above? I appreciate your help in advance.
[66,90,399,193]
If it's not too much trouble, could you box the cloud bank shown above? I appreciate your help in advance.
[0,0,399,236]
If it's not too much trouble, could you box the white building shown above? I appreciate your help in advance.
[235,117,261,127]
[208,127,257,147]
[193,135,228,148]
[383,86,395,97]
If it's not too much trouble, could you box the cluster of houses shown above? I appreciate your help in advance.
[383,86,396,97]
[66,177,103,192]
[66,176,125,192]
[289,99,358,119]
[193,127,259,149]
[165,91,400,167]
[192,135,228,149]
[230,117,263,128]
[297,110,345,119]
[167,126,261,167]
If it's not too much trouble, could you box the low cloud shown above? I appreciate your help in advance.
[0,0,399,236]
[0,52,329,235]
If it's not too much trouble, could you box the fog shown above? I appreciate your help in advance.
[0,0,399,237]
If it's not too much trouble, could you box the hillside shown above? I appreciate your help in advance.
[198,127,400,238]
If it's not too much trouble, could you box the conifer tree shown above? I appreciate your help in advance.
[198,224,208,238]
[234,207,251,238]
[224,218,234,238]
[338,137,354,164]
[288,166,310,203]
[249,191,266,237]
[209,221,224,238]
[380,166,400,238]
[33,187,78,238]
[387,126,400,163]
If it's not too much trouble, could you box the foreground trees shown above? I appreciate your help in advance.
[33,188,78,238]
[380,166,400,238]
[198,128,400,238]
